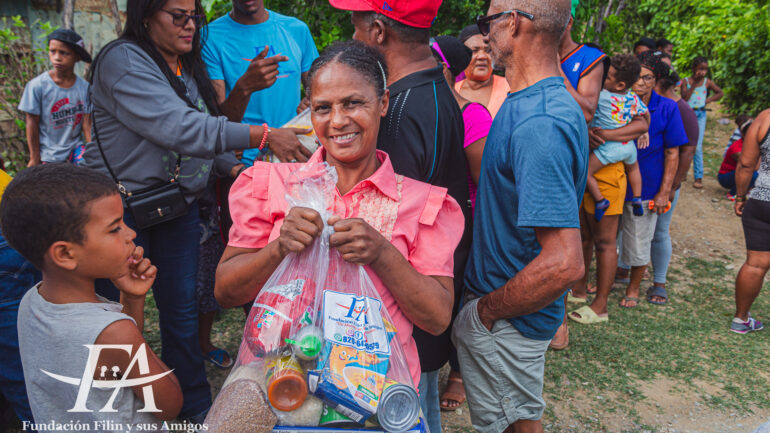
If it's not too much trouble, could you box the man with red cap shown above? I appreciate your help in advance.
[329,1,472,432]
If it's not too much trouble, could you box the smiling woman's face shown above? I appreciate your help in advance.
[310,62,389,166]
[146,0,197,57]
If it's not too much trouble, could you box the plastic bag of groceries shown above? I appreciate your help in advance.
[205,163,334,432]
[308,249,421,432]
[205,163,421,432]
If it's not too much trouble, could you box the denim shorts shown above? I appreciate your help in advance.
[451,298,551,433]
[594,141,637,166]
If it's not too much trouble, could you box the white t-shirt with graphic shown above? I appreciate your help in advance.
[18,71,91,162]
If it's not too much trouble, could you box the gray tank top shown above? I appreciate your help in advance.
[17,284,162,431]
[749,127,770,202]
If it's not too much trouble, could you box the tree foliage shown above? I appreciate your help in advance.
[574,0,769,115]
[202,0,769,114]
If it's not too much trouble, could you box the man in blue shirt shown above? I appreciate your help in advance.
[202,0,319,165]
[452,1,587,432]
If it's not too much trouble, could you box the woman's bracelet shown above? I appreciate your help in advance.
[735,194,747,203]
[259,123,270,150]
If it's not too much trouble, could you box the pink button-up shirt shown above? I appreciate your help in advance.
[228,148,464,386]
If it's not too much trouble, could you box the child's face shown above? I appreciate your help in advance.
[72,193,137,280]
[603,66,627,93]
[694,63,708,79]
[48,40,78,72]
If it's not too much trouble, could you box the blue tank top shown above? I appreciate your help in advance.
[561,44,607,89]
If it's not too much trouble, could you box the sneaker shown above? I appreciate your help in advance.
[594,198,610,221]
[730,315,764,334]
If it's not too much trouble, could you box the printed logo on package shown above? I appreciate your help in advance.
[41,343,173,413]
[322,290,390,356]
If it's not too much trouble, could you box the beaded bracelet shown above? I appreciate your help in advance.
[259,123,270,150]
[735,195,747,203]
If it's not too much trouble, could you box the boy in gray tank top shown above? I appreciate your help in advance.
[0,164,183,432]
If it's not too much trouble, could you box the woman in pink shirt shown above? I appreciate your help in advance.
[215,41,464,387]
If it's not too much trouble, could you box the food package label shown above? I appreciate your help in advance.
[321,290,390,356]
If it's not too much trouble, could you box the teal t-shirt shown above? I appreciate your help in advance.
[202,11,319,165]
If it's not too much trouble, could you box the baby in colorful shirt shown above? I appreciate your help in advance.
[588,54,650,220]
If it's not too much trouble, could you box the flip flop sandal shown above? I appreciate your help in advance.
[619,296,639,308]
[568,305,609,324]
[646,285,669,305]
[567,292,587,304]
[206,348,233,369]
[439,376,466,410]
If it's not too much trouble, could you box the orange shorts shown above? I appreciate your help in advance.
[583,162,627,216]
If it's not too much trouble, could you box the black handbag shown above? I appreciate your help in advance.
[93,111,188,230]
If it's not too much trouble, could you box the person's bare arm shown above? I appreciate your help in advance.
[330,217,454,335]
[593,115,649,143]
[25,113,41,166]
[706,78,724,104]
[653,147,679,214]
[476,226,584,330]
[735,110,769,215]
[563,65,604,123]
[216,207,323,307]
[464,136,486,185]
[671,144,696,194]
[217,47,286,123]
[680,78,695,102]
[82,113,92,143]
[94,321,183,421]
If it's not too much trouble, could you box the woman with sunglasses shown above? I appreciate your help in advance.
[82,0,298,422]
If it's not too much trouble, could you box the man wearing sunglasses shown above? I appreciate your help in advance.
[202,0,319,166]
[452,1,587,432]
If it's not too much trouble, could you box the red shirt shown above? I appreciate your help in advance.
[719,138,742,174]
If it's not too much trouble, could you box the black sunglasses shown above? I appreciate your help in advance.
[160,9,205,27]
[476,10,534,36]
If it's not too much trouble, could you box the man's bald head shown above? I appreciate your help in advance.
[492,0,571,43]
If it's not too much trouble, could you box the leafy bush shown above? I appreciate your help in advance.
[0,16,56,175]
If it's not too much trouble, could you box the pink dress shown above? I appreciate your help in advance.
[228,148,465,386]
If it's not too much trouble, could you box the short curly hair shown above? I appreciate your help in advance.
[0,164,117,269]
[610,54,642,88]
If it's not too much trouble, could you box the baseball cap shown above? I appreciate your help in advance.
[329,0,442,29]
[47,28,92,63]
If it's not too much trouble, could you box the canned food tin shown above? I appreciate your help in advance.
[377,380,420,432]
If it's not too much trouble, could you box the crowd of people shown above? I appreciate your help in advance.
[1,0,769,432]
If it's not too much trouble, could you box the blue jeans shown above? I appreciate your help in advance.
[693,109,707,180]
[419,370,441,433]
[650,189,680,284]
[718,171,758,195]
[0,232,41,429]
[96,202,211,419]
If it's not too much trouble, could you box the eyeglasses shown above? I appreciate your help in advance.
[160,9,204,28]
[430,38,451,70]
[638,74,656,83]
[476,10,534,36]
